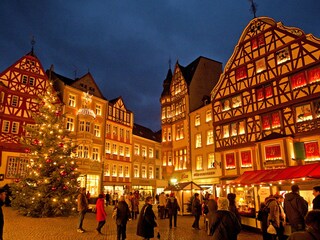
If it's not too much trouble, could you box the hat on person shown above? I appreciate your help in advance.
[291,184,300,192]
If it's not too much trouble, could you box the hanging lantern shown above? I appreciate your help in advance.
[59,142,64,148]
[33,139,39,145]
[46,158,52,163]
[51,187,57,191]
[25,148,31,153]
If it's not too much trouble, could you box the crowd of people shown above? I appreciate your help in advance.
[75,185,320,240]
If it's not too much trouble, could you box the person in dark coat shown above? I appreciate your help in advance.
[312,186,320,210]
[166,193,180,228]
[210,197,241,240]
[0,188,6,240]
[116,196,131,240]
[136,196,157,240]
[287,210,320,240]
[227,193,241,223]
[191,193,202,230]
[284,184,308,233]
[105,192,110,206]
[258,201,271,240]
[207,194,218,235]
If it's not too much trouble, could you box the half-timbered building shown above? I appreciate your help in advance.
[0,51,50,184]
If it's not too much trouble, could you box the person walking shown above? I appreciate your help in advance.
[116,196,131,240]
[132,195,140,220]
[207,194,218,235]
[312,186,320,210]
[287,210,320,240]
[95,193,107,234]
[77,187,88,233]
[105,192,110,207]
[267,194,286,240]
[0,188,6,240]
[284,184,308,233]
[210,197,242,240]
[166,193,180,228]
[158,192,166,219]
[136,196,158,240]
[191,193,202,230]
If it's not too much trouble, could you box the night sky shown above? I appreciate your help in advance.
[1,0,320,131]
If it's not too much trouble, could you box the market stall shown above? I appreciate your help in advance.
[164,181,202,215]
[226,163,320,233]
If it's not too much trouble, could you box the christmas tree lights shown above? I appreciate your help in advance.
[11,84,80,217]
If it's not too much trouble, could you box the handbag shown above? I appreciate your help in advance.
[267,223,277,235]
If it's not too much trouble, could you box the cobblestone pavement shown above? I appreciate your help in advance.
[3,205,263,240]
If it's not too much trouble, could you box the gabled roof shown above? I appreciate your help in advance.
[109,96,131,112]
[133,123,161,142]
[49,70,106,99]
[160,68,172,98]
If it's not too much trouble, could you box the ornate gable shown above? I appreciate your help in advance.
[71,73,104,99]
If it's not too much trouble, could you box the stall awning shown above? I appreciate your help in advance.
[231,162,320,185]
[164,181,202,191]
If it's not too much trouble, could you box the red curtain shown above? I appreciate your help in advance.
[236,66,247,80]
[257,88,264,100]
[291,72,307,89]
[271,112,280,128]
[304,142,320,158]
[265,85,273,98]
[307,67,320,84]
[251,38,258,50]
[226,153,235,168]
[262,115,270,130]
[241,151,252,166]
[265,145,281,159]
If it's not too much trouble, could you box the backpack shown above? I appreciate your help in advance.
[257,204,270,221]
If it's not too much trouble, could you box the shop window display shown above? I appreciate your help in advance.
[235,187,255,217]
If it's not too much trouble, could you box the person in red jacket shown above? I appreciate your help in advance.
[95,193,107,234]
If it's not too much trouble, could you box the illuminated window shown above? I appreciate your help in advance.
[6,157,29,178]
[82,174,99,197]
[168,128,171,141]
[208,153,215,169]
[120,128,124,138]
[134,165,139,177]
[11,95,19,107]
[124,166,129,177]
[296,104,313,122]
[125,147,130,157]
[162,129,167,142]
[262,112,281,130]
[134,144,140,155]
[94,125,100,137]
[92,147,99,161]
[307,66,320,84]
[68,94,76,107]
[119,146,124,156]
[163,153,167,166]
[149,166,154,179]
[83,146,89,158]
[106,124,111,134]
[207,130,213,145]
[77,145,83,157]
[223,125,229,138]
[196,155,203,170]
[222,99,231,111]
[85,122,90,132]
[195,115,201,126]
[105,164,110,176]
[291,72,307,90]
[195,133,202,148]
[66,118,74,131]
[265,145,282,161]
[79,121,85,131]
[276,47,290,65]
[112,144,117,154]
[11,122,19,134]
[231,95,242,108]
[112,164,117,176]
[235,65,247,81]
[113,126,118,137]
[149,148,154,158]
[118,165,123,177]
[2,121,10,133]
[256,85,273,101]
[126,130,130,140]
[95,104,102,116]
[141,166,146,178]
[168,152,172,166]
[105,142,111,154]
[256,58,266,73]
[239,121,246,135]
[231,122,237,136]
[206,110,212,122]
[141,146,147,157]
[251,34,265,50]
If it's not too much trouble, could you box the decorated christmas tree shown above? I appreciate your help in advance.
[11,83,80,217]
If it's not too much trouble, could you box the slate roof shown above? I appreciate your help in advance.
[133,123,161,142]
